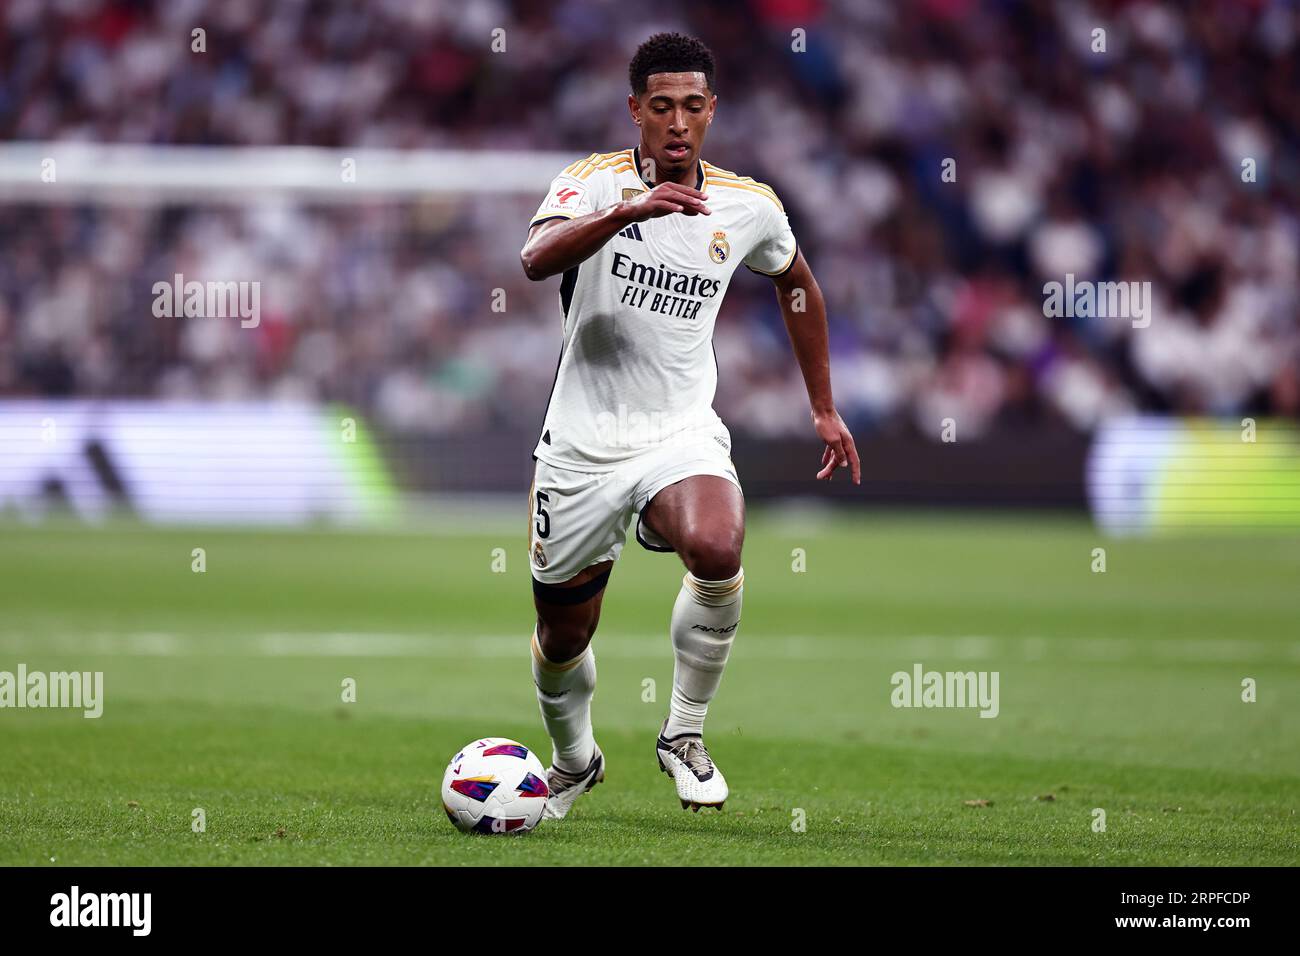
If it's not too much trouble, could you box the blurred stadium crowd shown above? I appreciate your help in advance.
[1,0,1297,441]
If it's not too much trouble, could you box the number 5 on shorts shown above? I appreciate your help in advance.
[534,490,551,539]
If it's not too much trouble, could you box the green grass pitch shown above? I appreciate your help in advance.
[1,511,1296,866]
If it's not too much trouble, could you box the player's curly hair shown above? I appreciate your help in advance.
[629,32,716,95]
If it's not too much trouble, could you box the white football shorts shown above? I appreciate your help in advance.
[527,431,741,585]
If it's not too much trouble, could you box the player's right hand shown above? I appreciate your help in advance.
[620,182,710,222]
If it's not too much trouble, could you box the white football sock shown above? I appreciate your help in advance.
[665,567,743,739]
[531,631,596,773]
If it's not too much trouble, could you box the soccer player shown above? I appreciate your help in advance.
[520,32,860,817]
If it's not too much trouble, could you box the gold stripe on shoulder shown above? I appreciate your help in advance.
[704,166,779,195]
[705,177,783,211]
[565,152,598,176]
[703,163,772,183]
[703,162,776,188]
[582,163,633,179]
[580,151,634,179]
[572,150,617,177]
[595,150,634,168]
[589,148,629,167]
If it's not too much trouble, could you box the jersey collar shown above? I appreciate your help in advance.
[633,146,705,191]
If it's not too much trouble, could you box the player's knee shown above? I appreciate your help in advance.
[535,615,596,663]
[680,534,742,581]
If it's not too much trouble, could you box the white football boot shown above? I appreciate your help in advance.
[656,719,728,811]
[541,744,605,820]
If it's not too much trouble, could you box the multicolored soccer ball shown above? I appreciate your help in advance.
[440,737,549,834]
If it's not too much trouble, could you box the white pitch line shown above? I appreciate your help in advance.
[0,632,1295,664]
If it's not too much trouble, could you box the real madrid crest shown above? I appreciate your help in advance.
[532,540,548,569]
[709,230,730,264]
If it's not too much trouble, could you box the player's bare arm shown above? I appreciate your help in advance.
[770,252,861,484]
[520,182,709,281]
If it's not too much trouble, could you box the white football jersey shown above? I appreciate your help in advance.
[529,147,798,471]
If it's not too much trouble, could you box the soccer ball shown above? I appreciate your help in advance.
[440,737,549,835]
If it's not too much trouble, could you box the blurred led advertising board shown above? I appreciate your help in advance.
[0,400,394,524]
[1088,417,1300,534]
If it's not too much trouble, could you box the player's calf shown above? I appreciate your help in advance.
[665,565,743,737]
[530,561,612,819]
[532,561,611,661]
[655,564,742,810]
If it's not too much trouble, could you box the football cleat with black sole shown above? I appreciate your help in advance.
[542,744,605,820]
[656,719,728,811]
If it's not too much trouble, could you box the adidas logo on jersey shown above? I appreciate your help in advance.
[618,223,644,241]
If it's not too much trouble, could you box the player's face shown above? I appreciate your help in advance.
[628,72,715,182]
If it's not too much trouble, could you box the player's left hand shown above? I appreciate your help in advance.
[812,408,861,484]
